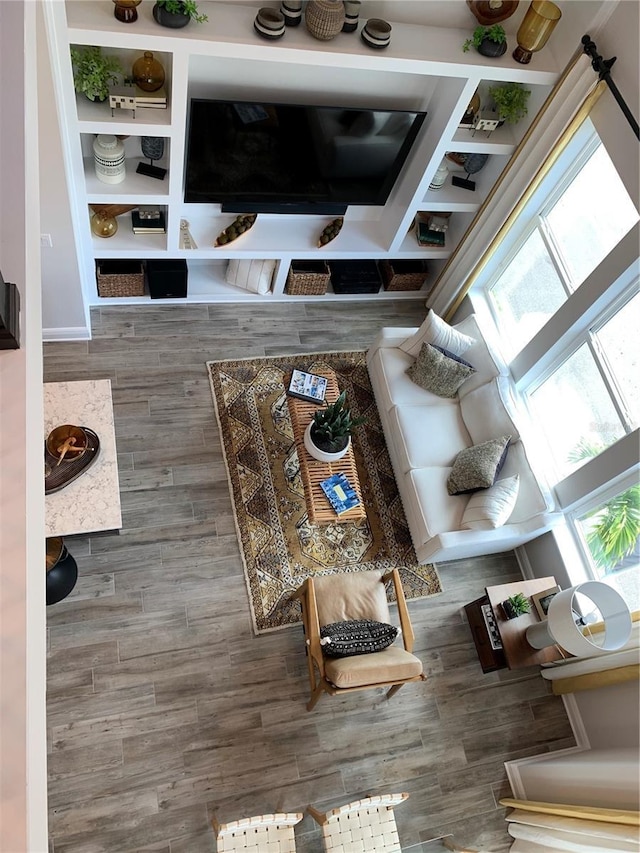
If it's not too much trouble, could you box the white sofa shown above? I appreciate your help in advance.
[366,312,561,564]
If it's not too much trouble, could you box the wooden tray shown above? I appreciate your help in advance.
[44,426,100,495]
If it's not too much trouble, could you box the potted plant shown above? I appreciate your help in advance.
[69,46,124,102]
[152,0,208,28]
[502,592,531,620]
[462,24,507,58]
[488,81,531,124]
[303,390,366,462]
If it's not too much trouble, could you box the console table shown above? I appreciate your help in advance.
[44,379,122,537]
[465,576,564,672]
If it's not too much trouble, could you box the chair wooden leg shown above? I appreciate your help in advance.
[307,682,325,711]
[386,683,404,701]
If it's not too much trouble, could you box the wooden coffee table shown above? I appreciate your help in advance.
[286,368,366,524]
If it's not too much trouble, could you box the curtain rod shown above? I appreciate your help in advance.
[581,35,640,140]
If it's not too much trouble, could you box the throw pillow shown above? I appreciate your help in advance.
[447,435,512,495]
[400,309,476,358]
[320,619,400,657]
[406,343,476,398]
[461,475,520,530]
[225,259,275,295]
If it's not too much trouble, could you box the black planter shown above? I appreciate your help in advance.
[46,551,78,605]
[478,38,507,58]
[153,3,190,28]
[501,599,527,620]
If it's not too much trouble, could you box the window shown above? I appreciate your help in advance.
[472,119,639,608]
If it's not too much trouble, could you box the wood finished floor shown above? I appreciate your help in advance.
[44,302,575,853]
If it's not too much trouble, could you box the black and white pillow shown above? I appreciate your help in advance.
[320,619,400,657]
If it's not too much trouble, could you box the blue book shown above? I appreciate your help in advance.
[320,472,360,515]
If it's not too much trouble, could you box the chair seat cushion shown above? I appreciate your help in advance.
[324,645,423,688]
[320,619,399,657]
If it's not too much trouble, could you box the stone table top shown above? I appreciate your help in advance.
[44,379,122,538]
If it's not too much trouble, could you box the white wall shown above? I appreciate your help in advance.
[0,2,48,851]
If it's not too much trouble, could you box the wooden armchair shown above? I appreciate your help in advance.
[292,569,425,711]
[308,793,409,852]
[212,812,303,852]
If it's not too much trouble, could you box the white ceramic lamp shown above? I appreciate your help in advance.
[526,581,632,657]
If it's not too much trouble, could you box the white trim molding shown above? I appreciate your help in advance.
[42,326,91,342]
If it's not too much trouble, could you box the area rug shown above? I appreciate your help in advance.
[207,352,441,633]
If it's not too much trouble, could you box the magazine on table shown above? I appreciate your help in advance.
[287,369,327,404]
[320,472,360,515]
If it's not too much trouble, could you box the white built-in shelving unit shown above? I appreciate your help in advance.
[44,0,560,306]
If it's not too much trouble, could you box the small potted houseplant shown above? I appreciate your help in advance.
[69,46,124,102]
[502,592,531,620]
[303,390,366,462]
[462,24,507,58]
[152,0,208,28]
[488,81,531,124]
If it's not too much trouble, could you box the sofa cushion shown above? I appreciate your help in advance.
[313,571,390,627]
[324,644,423,688]
[447,435,511,495]
[320,619,399,657]
[498,440,550,522]
[400,309,475,358]
[406,467,467,541]
[407,343,476,398]
[460,377,521,444]
[373,346,456,412]
[389,404,471,472]
[461,475,520,530]
[453,314,507,394]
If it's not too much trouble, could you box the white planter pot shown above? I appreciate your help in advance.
[304,422,350,462]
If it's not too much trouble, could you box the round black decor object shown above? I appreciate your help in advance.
[46,551,79,605]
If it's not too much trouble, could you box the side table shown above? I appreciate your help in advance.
[466,576,565,671]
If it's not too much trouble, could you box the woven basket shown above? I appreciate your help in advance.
[96,260,145,298]
[380,259,429,291]
[305,0,345,40]
[285,260,330,295]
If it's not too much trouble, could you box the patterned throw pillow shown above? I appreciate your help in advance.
[406,343,476,398]
[320,619,400,657]
[447,435,512,495]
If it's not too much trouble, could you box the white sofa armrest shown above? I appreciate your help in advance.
[367,327,417,362]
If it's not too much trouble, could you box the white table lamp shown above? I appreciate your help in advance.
[526,581,632,657]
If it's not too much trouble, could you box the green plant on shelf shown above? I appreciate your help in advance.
[463,24,507,52]
[70,45,124,102]
[488,82,531,124]
[154,0,208,23]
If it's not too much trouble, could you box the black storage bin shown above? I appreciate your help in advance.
[146,259,188,299]
[328,260,381,294]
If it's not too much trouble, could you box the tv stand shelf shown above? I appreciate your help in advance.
[44,0,561,308]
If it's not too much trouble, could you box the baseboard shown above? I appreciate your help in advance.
[42,326,90,342]
[514,545,533,579]
[504,743,590,799]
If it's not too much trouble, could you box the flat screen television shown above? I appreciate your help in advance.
[183,99,427,214]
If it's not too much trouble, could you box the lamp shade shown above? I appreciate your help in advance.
[526,581,632,657]
[513,0,561,64]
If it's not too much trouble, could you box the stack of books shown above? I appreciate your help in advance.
[131,207,166,235]
[320,472,360,516]
[134,85,167,110]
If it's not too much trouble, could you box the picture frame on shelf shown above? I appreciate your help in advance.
[532,585,560,619]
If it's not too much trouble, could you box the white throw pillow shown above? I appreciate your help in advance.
[400,309,476,358]
[461,475,520,530]
[225,259,275,295]
[460,377,521,444]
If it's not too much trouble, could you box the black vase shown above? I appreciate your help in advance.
[478,38,507,57]
[153,3,190,28]
[46,551,78,605]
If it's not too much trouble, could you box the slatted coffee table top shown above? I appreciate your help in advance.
[286,369,365,525]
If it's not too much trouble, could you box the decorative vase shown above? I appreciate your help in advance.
[93,134,126,184]
[90,211,119,238]
[305,0,345,41]
[281,0,303,26]
[429,158,449,191]
[113,0,142,23]
[513,0,562,64]
[303,422,350,463]
[478,37,507,57]
[342,0,361,32]
[153,2,190,28]
[254,7,286,39]
[466,1,520,25]
[132,51,165,92]
[361,18,392,49]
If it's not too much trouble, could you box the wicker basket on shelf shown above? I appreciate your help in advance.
[380,259,429,291]
[96,260,145,298]
[285,260,331,295]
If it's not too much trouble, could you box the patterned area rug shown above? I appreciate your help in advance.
[207,352,441,633]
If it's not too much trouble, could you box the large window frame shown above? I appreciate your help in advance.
[468,118,639,596]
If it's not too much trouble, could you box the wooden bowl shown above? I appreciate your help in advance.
[46,424,88,461]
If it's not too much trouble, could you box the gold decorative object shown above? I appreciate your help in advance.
[46,425,88,465]
[513,0,562,64]
[89,204,137,239]
[113,0,142,24]
[317,217,343,247]
[214,214,257,246]
[132,51,166,92]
